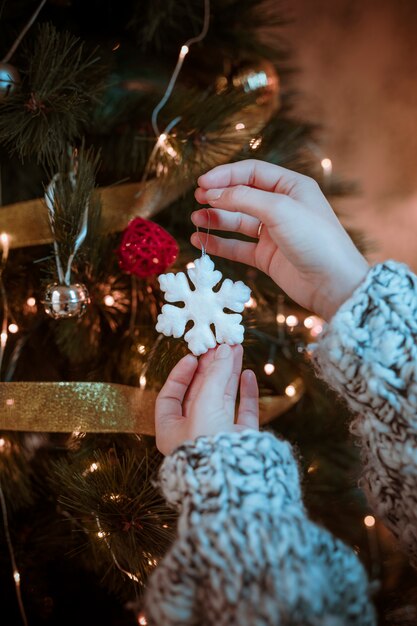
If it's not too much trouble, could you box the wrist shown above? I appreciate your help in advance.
[317,254,369,321]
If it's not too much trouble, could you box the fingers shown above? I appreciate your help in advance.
[191,208,260,239]
[183,348,216,410]
[195,183,290,227]
[236,370,259,430]
[196,343,235,408]
[155,354,198,422]
[197,159,304,196]
[223,344,243,417]
[190,232,257,266]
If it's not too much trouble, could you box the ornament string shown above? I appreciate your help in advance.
[0,482,29,626]
[2,0,47,64]
[45,164,89,286]
[196,208,211,256]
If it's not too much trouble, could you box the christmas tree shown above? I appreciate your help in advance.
[0,1,416,624]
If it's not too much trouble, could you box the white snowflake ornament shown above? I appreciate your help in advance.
[156,254,251,356]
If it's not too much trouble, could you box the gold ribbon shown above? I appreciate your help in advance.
[0,380,302,434]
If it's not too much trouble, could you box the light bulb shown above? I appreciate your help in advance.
[276,313,286,324]
[285,384,296,397]
[364,515,376,528]
[235,122,245,131]
[180,45,189,58]
[139,375,147,389]
[286,315,298,328]
[8,323,18,334]
[304,316,314,329]
[104,294,115,307]
[321,157,332,173]
[27,297,36,307]
[264,362,275,375]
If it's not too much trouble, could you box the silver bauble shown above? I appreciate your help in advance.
[43,283,90,319]
[0,62,21,99]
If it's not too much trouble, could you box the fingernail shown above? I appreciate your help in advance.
[206,188,224,202]
[216,343,231,359]
[191,211,202,225]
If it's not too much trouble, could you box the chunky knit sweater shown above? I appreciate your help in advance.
[144,261,417,625]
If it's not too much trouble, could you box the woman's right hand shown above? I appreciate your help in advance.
[193,159,369,321]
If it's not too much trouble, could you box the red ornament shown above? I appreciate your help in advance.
[117,217,179,278]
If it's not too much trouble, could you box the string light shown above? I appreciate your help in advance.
[249,137,262,150]
[285,384,296,397]
[304,316,314,329]
[180,45,189,58]
[321,157,333,186]
[285,314,298,328]
[150,0,210,138]
[137,344,146,355]
[364,515,376,528]
[138,615,148,625]
[95,516,140,583]
[8,323,18,334]
[307,462,318,474]
[0,437,6,450]
[26,297,36,307]
[0,482,28,626]
[139,375,147,389]
[0,233,9,261]
[264,362,275,376]
[235,122,245,131]
[276,313,285,324]
[103,294,115,307]
[82,461,100,475]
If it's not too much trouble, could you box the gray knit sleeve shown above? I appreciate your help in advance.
[143,430,375,626]
[312,260,417,564]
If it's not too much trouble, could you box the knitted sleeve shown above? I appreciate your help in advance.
[143,430,375,626]
[312,260,417,564]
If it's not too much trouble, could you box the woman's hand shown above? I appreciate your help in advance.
[155,344,258,456]
[193,159,369,321]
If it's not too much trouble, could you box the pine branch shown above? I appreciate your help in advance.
[0,23,105,165]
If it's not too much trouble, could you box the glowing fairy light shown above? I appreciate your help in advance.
[235,122,245,131]
[0,437,6,450]
[180,45,189,58]
[97,531,106,539]
[5,398,14,406]
[244,295,257,309]
[264,362,275,376]
[103,294,115,307]
[286,315,298,328]
[138,615,148,625]
[285,384,296,397]
[0,233,9,262]
[321,157,332,174]
[304,316,314,329]
[26,297,36,307]
[139,375,147,389]
[249,137,262,150]
[186,261,195,270]
[8,323,18,334]
[321,157,333,186]
[13,570,20,584]
[137,345,146,355]
[364,515,376,528]
[1,331,7,347]
[276,313,285,324]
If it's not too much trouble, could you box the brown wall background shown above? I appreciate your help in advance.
[289,0,417,270]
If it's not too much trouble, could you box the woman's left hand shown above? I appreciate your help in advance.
[155,344,259,456]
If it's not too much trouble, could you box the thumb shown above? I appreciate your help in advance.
[236,369,259,430]
[196,343,235,408]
